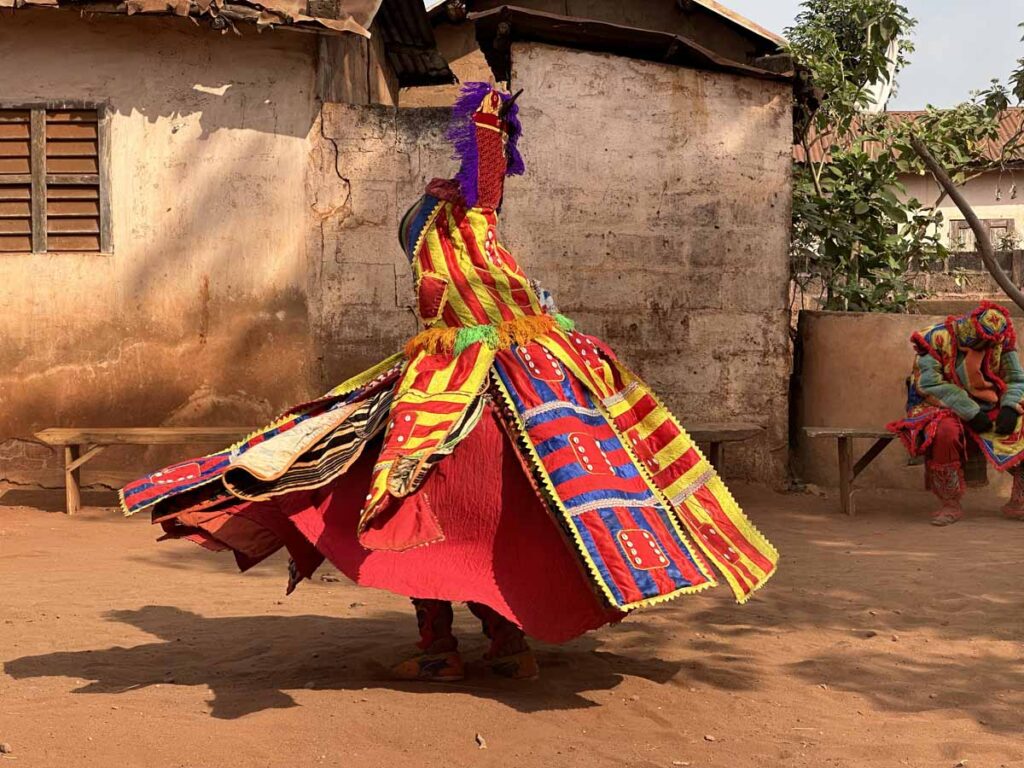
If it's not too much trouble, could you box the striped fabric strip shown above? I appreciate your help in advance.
[522,400,602,422]
[492,347,715,611]
[566,496,657,517]
[360,341,497,529]
[224,385,396,501]
[601,359,778,602]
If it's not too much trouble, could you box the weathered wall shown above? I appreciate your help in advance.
[506,43,793,483]
[793,310,1013,495]
[0,12,319,487]
[322,42,794,483]
[2,26,793,491]
[309,103,449,387]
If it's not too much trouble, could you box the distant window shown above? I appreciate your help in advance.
[0,105,110,254]
[950,218,1017,251]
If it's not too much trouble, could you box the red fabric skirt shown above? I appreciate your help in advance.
[165,405,623,644]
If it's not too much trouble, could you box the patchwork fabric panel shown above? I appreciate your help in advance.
[492,346,715,611]
[121,357,404,517]
[601,362,778,602]
[224,384,397,501]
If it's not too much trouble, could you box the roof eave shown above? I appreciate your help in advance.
[469,5,795,84]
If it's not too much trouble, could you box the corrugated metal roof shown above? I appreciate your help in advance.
[794,108,1024,165]
[375,0,456,86]
[685,0,786,48]
[469,5,794,83]
[1,0,382,36]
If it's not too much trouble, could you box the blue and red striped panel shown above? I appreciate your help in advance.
[122,369,402,517]
[493,346,713,610]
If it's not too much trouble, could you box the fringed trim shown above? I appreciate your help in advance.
[405,327,459,358]
[887,408,953,458]
[446,82,525,207]
[405,314,565,358]
[554,313,575,332]
[489,372,714,611]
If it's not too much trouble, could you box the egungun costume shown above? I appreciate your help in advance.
[122,84,778,680]
[888,302,1024,525]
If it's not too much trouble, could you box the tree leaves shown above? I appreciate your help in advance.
[788,0,1022,313]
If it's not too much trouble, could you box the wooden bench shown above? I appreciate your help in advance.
[33,427,256,515]
[687,423,764,473]
[803,427,896,516]
[34,422,762,515]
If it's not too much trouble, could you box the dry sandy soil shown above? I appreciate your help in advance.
[1,483,1022,768]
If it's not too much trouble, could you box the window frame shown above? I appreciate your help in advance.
[0,100,112,255]
[949,217,1016,252]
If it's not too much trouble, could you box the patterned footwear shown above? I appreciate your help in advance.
[927,461,964,526]
[931,504,963,526]
[489,650,540,680]
[1001,468,1024,520]
[391,651,465,682]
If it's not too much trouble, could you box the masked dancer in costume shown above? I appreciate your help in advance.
[121,83,778,682]
[888,301,1024,526]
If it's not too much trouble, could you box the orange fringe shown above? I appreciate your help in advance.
[496,314,554,349]
[405,315,556,358]
[405,326,459,358]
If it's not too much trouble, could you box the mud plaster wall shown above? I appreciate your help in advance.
[318,42,794,484]
[0,13,319,487]
[794,311,1013,496]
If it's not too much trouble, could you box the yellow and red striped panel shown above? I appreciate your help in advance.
[527,326,777,602]
[359,342,496,532]
[415,203,542,327]
[600,362,778,602]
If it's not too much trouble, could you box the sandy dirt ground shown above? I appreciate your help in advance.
[1,483,1023,768]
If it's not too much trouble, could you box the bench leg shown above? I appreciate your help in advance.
[64,445,81,515]
[837,436,855,516]
[709,441,724,473]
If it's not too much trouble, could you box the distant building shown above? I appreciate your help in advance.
[795,108,1024,252]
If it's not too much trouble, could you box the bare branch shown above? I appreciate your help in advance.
[910,133,1024,312]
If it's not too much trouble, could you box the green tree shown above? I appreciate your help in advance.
[787,3,1024,313]
[788,0,944,313]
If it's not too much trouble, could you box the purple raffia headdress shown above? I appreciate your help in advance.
[445,82,525,207]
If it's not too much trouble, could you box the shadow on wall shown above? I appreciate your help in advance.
[0,10,319,138]
[0,11,325,485]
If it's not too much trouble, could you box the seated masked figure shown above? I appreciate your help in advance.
[120,83,778,682]
[888,302,1024,525]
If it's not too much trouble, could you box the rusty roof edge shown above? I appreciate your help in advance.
[686,0,787,49]
[1,0,381,36]
[468,5,794,84]
[794,108,1024,165]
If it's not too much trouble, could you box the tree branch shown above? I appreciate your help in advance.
[909,133,1024,312]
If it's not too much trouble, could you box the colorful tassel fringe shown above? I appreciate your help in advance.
[405,314,569,358]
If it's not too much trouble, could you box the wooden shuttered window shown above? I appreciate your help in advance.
[0,105,110,254]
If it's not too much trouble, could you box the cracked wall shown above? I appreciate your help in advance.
[2,24,792,491]
[315,43,794,484]
[0,14,319,487]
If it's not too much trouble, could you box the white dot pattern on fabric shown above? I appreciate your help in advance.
[616,528,670,571]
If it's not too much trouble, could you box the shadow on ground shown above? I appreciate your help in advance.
[3,605,737,720]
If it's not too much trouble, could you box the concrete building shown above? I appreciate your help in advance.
[0,0,798,495]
